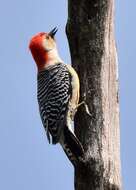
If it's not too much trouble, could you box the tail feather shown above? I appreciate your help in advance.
[61,142,77,166]
[60,126,84,166]
[64,127,84,158]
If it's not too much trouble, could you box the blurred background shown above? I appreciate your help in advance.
[0,0,134,189]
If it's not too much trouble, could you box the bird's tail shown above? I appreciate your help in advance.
[60,126,84,166]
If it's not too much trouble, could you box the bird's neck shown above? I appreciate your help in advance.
[44,49,63,69]
[36,48,63,72]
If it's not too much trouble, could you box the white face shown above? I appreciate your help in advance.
[42,35,56,52]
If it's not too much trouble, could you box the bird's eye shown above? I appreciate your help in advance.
[46,36,50,40]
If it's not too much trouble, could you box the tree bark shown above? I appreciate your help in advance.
[66,0,122,190]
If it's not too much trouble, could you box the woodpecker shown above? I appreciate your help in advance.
[29,27,84,166]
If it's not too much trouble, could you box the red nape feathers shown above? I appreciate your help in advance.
[29,32,48,71]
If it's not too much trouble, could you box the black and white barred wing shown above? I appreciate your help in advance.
[37,63,71,144]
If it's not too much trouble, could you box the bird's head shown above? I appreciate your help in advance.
[29,27,60,71]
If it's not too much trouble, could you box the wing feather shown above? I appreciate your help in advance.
[37,63,71,144]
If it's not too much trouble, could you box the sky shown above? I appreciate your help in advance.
[0,0,135,190]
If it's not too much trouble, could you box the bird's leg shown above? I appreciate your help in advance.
[67,101,92,123]
[76,101,92,117]
[76,101,85,109]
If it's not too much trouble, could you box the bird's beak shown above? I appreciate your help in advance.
[48,27,58,38]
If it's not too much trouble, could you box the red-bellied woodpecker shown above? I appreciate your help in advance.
[29,27,84,166]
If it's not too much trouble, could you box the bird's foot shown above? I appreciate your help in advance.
[77,101,92,117]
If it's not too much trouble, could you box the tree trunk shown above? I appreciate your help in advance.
[66,0,122,189]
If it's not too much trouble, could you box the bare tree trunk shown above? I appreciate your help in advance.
[66,0,122,189]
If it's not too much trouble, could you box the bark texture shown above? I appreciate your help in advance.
[66,0,122,189]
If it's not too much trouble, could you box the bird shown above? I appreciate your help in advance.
[29,27,84,166]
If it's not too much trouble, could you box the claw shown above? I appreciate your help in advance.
[77,101,92,117]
